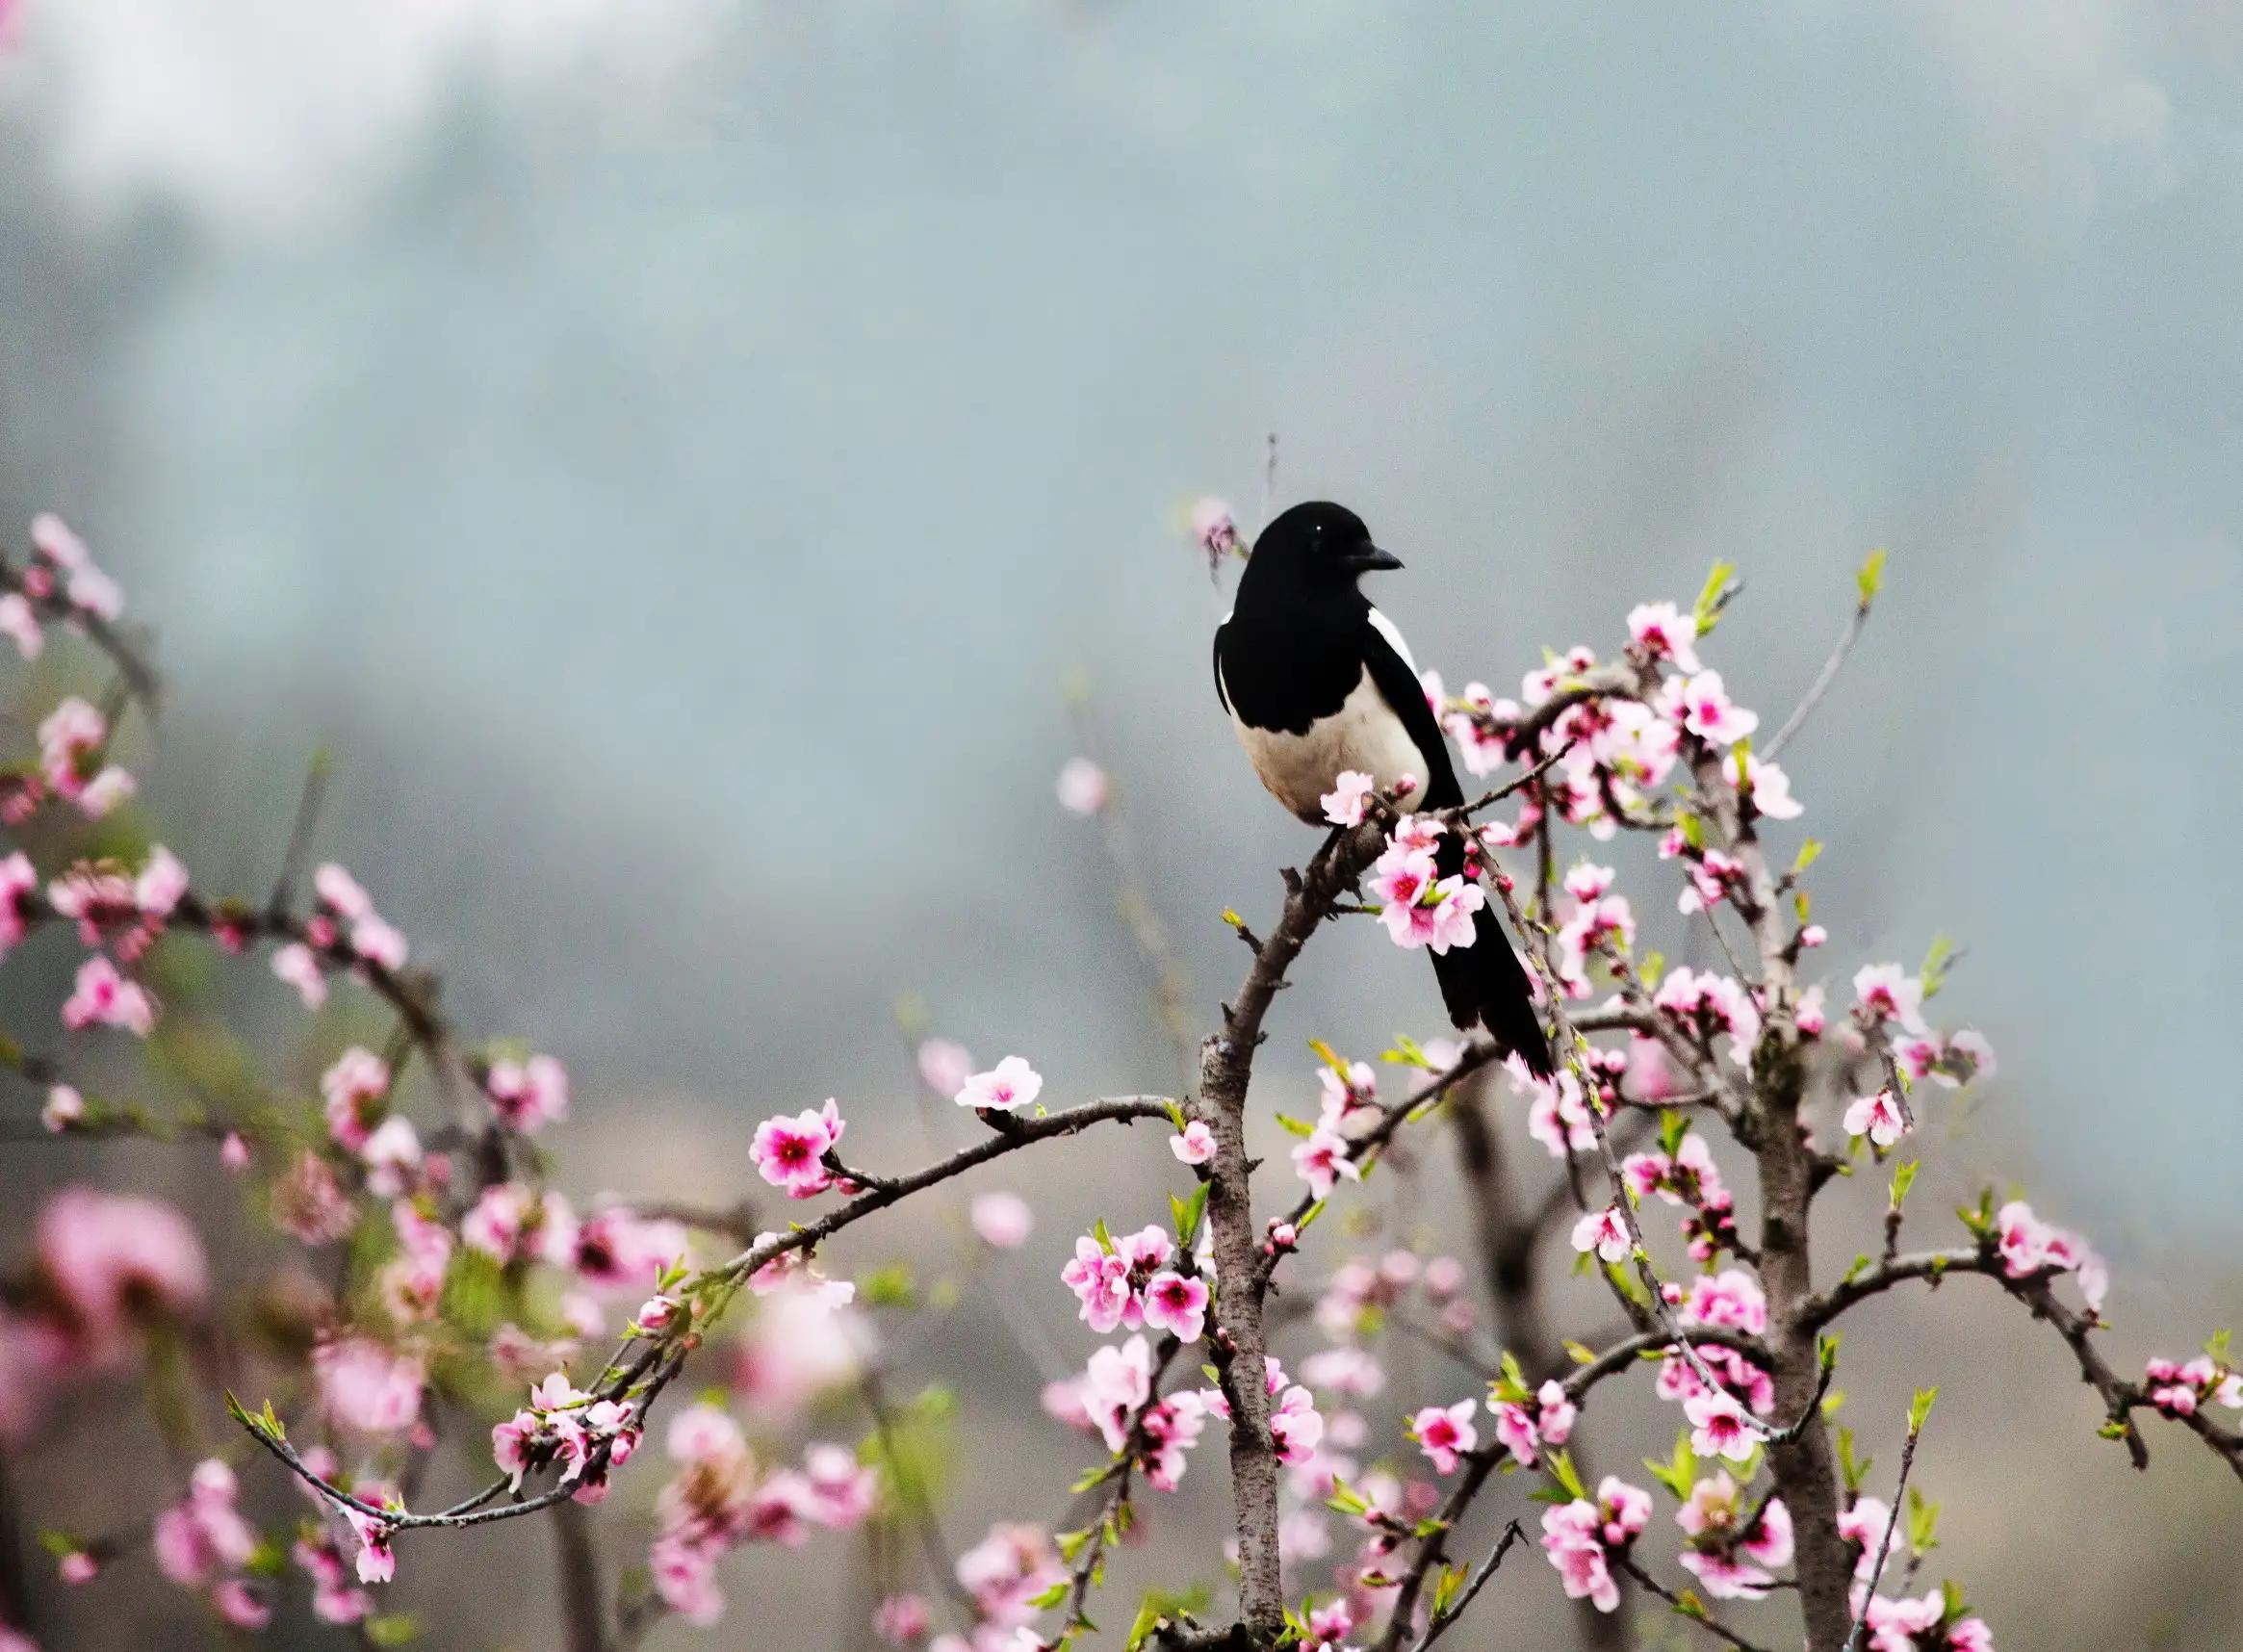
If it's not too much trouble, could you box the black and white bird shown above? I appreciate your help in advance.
[1213,501,1553,1077]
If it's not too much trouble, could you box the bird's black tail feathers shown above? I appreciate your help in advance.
[1428,835,1554,1079]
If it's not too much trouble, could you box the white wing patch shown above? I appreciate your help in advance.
[1366,607,1417,673]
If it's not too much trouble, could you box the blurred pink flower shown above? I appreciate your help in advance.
[968,1191,1033,1249]
[37,1188,207,1357]
[315,1337,425,1436]
[1054,756,1108,814]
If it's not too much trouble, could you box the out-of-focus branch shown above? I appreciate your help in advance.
[552,1500,610,1652]
[1764,570,1878,760]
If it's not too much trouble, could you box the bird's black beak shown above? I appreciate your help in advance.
[1344,544,1405,572]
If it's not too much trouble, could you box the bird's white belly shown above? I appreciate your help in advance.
[1232,669,1429,823]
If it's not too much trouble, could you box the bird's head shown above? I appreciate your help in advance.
[1245,502,1404,592]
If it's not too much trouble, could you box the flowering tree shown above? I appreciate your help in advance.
[0,505,2236,1652]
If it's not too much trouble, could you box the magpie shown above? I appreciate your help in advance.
[1213,501,1554,1077]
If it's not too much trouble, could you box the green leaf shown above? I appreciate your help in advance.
[1857,548,1888,607]
[1544,1449,1588,1503]
[365,1614,422,1646]
[858,1263,916,1308]
[1325,1479,1371,1517]
[1920,935,1956,998]
[1122,1599,1165,1652]
[1908,1385,1940,1433]
[1430,1561,1466,1619]
[1026,1582,1070,1611]
[1563,1339,1597,1366]
[1647,1430,1697,1499]
[1672,1587,1711,1621]
[1273,1113,1316,1139]
[1093,1217,1116,1254]
[1890,1159,1920,1210]
[1906,1486,1943,1555]
[1170,1183,1209,1250]
[1692,559,1739,635]
[1836,1425,1870,1494]
[1792,838,1824,875]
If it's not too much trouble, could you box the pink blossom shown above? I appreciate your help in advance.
[955,1523,1065,1630]
[1628,602,1702,673]
[321,1046,392,1150]
[1411,1398,1477,1475]
[38,697,135,817]
[1522,1066,1599,1158]
[37,1188,206,1355]
[57,1551,96,1586]
[212,1579,271,1629]
[1539,1500,1621,1613]
[1190,498,1242,561]
[955,1056,1042,1113]
[359,1116,423,1198]
[1653,966,1762,1064]
[1843,1089,1910,1149]
[219,1132,251,1173]
[350,914,408,971]
[1055,757,1108,814]
[1083,1335,1155,1448]
[732,1279,867,1415]
[875,1593,932,1644]
[1740,755,1802,819]
[271,1149,357,1245]
[1321,769,1375,827]
[1852,963,1929,1035]
[40,1086,84,1133]
[751,1100,845,1199]
[1170,1120,1217,1165]
[1303,1600,1354,1646]
[313,864,373,920]
[1141,1271,1209,1342]
[1994,1200,2106,1310]
[132,846,189,919]
[315,1337,425,1435]
[271,942,328,1009]
[1291,1125,1362,1200]
[152,1459,257,1589]
[1838,1494,1894,1577]
[1571,1203,1631,1263]
[1371,847,1485,953]
[968,1192,1033,1249]
[0,593,40,658]
[1269,1383,1324,1465]
[1685,1387,1754,1461]
[1682,1270,1768,1335]
[0,853,37,958]
[1061,1237,1132,1333]
[343,1505,396,1586]
[1660,670,1759,746]
[61,955,156,1037]
[1593,1476,1652,1544]
[485,1052,569,1132]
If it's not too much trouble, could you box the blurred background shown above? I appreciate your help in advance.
[1,2,2238,1647]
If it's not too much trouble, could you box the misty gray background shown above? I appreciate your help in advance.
[1,3,2238,1649]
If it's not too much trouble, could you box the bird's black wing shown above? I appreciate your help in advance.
[1354,611,1463,811]
[1212,623,1230,714]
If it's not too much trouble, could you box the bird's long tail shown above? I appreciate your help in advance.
[1427,834,1554,1078]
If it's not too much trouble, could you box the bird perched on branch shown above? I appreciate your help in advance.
[1213,501,1553,1077]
